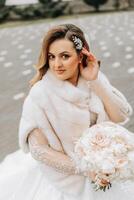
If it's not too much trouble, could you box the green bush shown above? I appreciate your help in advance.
[0,0,6,6]
[13,6,36,20]
[33,5,46,17]
[83,0,108,11]
[39,0,51,4]
[113,0,120,10]
[0,0,9,22]
[0,7,9,22]
[0,1,69,22]
[50,3,68,18]
[33,4,51,18]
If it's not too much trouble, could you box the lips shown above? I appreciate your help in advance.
[56,70,65,74]
[56,70,65,71]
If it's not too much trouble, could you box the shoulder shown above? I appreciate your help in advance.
[26,79,48,106]
[29,80,43,98]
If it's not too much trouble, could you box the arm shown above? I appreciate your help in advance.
[28,128,79,176]
[19,93,63,153]
[19,90,82,176]
[88,71,133,123]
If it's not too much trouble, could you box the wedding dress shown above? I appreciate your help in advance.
[0,69,133,200]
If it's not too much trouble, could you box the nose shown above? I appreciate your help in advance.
[54,57,63,69]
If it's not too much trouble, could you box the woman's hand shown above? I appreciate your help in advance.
[86,171,97,182]
[86,171,110,186]
[86,171,110,191]
[99,179,110,187]
[79,47,100,81]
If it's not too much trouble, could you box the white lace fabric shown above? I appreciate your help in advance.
[87,72,133,124]
[28,128,80,176]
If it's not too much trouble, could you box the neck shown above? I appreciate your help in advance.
[68,68,80,86]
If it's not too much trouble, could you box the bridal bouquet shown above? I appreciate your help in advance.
[71,121,134,192]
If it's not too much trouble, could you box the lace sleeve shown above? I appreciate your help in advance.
[88,71,133,123]
[28,128,81,176]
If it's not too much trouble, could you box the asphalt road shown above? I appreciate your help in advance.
[0,11,134,161]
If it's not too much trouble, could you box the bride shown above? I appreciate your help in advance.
[0,24,133,200]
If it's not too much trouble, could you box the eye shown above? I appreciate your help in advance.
[62,54,70,60]
[48,54,54,60]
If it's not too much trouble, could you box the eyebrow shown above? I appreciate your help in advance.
[48,51,70,55]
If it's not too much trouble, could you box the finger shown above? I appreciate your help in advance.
[82,48,97,61]
[87,55,96,62]
[100,179,109,186]
[81,47,91,57]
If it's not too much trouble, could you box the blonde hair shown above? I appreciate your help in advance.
[30,24,91,87]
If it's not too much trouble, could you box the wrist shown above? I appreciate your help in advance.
[87,71,109,98]
[86,71,101,89]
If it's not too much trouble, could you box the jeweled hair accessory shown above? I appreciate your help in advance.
[72,35,83,50]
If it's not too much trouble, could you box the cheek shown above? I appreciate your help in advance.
[48,61,54,69]
[66,57,79,68]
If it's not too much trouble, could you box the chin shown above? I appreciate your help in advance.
[55,74,67,80]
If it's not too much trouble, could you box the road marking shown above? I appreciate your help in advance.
[100,46,108,51]
[125,46,133,52]
[112,62,121,68]
[115,37,120,41]
[29,36,36,40]
[125,54,133,59]
[130,36,134,40]
[24,49,32,54]
[0,57,5,62]
[23,60,32,66]
[22,69,32,75]
[127,31,132,36]
[103,52,111,58]
[108,33,113,37]
[99,41,106,46]
[118,27,124,31]
[127,68,134,74]
[20,54,28,59]
[18,44,24,49]
[13,93,25,100]
[11,41,19,45]
[117,41,124,46]
[4,62,13,68]
[0,50,8,56]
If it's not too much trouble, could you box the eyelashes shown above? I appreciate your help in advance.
[62,54,70,59]
[48,54,70,60]
[48,54,54,60]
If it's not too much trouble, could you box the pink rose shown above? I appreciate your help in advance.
[91,132,110,151]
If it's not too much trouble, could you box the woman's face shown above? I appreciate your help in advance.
[48,38,81,86]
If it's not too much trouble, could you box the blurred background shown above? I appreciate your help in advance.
[0,0,134,22]
[0,0,134,161]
